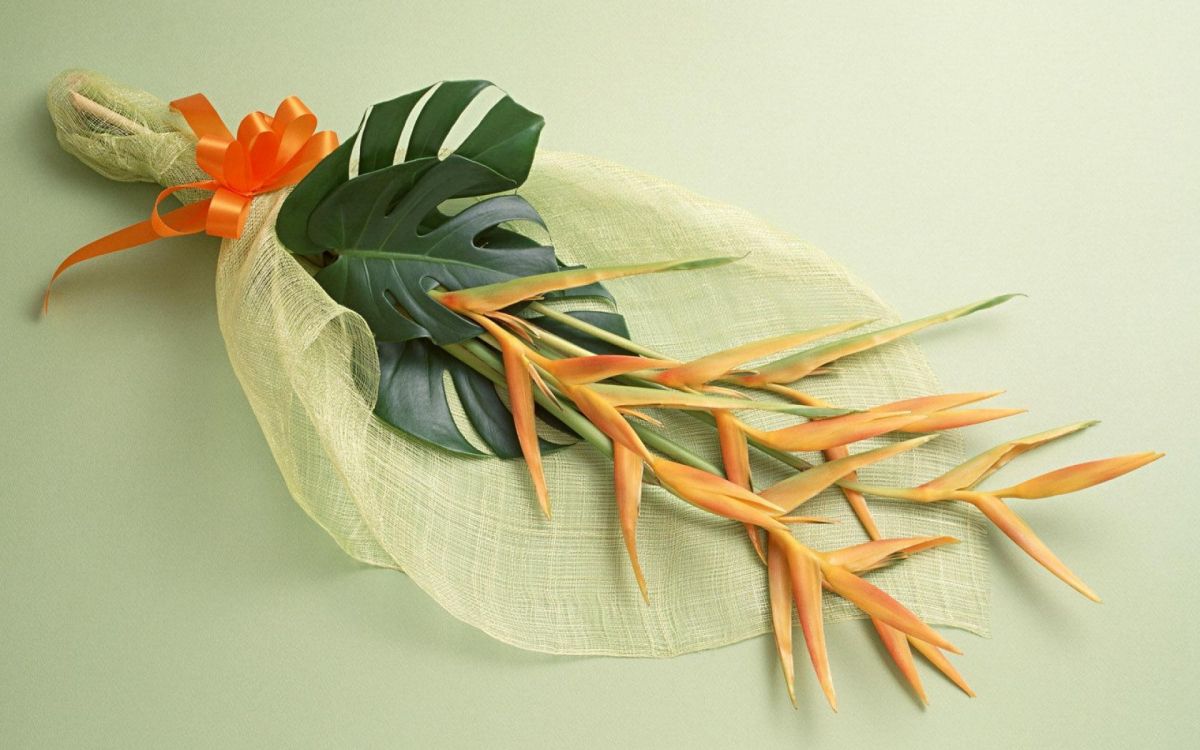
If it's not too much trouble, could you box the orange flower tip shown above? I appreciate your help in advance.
[778,515,837,524]
[999,450,1164,499]
[902,407,1027,433]
[439,255,741,313]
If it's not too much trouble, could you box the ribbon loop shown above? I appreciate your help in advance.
[44,93,338,312]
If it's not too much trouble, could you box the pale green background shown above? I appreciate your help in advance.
[2,1,1196,747]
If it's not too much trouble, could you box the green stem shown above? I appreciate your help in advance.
[527,302,666,359]
[632,423,723,475]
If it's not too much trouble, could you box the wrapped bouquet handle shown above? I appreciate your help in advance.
[44,69,1159,711]
[44,77,337,311]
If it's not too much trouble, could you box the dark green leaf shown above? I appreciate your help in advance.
[377,339,571,457]
[376,340,485,456]
[277,81,619,458]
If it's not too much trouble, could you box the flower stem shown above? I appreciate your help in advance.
[527,302,664,359]
[631,423,723,475]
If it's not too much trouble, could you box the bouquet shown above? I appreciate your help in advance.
[44,69,1160,709]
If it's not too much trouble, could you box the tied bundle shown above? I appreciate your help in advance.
[44,70,1161,710]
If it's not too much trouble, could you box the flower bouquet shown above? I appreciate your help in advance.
[44,69,1160,709]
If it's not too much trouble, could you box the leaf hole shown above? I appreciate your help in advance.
[438,85,507,159]
[393,84,441,163]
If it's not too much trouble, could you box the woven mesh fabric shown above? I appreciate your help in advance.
[48,70,990,657]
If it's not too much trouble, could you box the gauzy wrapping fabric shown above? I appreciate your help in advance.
[48,70,989,657]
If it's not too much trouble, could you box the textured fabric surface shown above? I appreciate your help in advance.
[48,70,990,657]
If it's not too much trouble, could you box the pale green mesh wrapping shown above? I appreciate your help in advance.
[47,70,990,657]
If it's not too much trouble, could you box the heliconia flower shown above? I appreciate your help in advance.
[648,456,788,530]
[746,390,1018,448]
[759,435,936,513]
[750,377,889,538]
[437,256,739,314]
[473,315,551,518]
[766,537,798,707]
[817,555,961,654]
[588,383,849,418]
[765,529,961,711]
[869,390,1005,414]
[739,411,925,453]
[651,319,874,389]
[858,388,1023,434]
[872,621,927,704]
[731,295,1021,386]
[822,535,958,574]
[819,535,970,703]
[987,452,1163,499]
[748,388,967,541]
[714,410,765,563]
[969,493,1102,602]
[772,530,836,711]
[613,442,649,604]
[909,636,975,698]
[842,447,1163,601]
[806,446,969,700]
[921,420,1100,494]
[539,354,677,385]
[899,408,1026,433]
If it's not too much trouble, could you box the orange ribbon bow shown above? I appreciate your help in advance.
[44,93,338,312]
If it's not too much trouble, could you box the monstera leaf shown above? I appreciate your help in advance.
[276,81,627,456]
